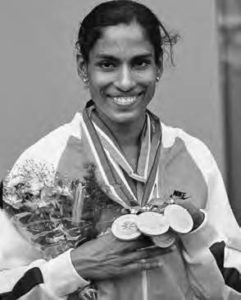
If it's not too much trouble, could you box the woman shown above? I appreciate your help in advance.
[1,1,241,299]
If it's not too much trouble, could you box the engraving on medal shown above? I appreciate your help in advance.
[111,214,141,240]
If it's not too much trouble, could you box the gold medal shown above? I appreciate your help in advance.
[164,204,193,234]
[136,212,169,236]
[151,232,176,248]
[111,214,141,240]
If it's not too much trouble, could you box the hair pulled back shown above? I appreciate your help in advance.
[76,0,178,65]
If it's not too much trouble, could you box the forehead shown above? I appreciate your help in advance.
[89,22,154,59]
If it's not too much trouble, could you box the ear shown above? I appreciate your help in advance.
[156,58,163,81]
[76,53,88,83]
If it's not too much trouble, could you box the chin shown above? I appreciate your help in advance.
[110,109,145,124]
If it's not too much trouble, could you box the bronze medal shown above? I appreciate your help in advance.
[151,232,176,248]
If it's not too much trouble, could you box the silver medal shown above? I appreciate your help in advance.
[136,211,169,236]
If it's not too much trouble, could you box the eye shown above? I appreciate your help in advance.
[133,59,152,70]
[97,60,116,71]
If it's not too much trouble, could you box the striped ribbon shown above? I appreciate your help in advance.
[82,103,162,208]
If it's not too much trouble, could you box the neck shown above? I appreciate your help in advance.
[96,111,146,148]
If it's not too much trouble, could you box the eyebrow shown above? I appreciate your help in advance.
[95,53,153,60]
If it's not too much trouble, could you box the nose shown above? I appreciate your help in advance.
[115,65,135,91]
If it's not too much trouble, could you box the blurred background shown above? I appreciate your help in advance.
[217,0,241,224]
[0,1,241,223]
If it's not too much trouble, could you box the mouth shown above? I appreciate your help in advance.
[111,93,143,106]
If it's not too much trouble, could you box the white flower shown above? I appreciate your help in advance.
[5,175,25,188]
[28,178,44,195]
[4,194,22,209]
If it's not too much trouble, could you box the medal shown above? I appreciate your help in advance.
[111,214,141,240]
[164,204,193,234]
[151,232,176,248]
[136,212,169,236]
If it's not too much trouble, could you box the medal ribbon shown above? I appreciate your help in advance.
[92,112,150,182]
[82,103,161,208]
[83,108,135,207]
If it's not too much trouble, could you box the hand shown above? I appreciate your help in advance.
[70,232,171,281]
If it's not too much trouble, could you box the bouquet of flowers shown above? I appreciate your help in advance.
[2,160,123,299]
[3,160,122,259]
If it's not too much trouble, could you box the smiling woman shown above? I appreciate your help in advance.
[85,23,158,125]
[1,1,241,300]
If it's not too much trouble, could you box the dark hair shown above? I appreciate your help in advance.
[76,0,178,65]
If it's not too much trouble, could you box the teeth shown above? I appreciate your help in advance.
[112,96,137,105]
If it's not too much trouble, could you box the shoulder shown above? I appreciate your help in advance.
[161,122,217,181]
[161,122,210,153]
[9,112,83,178]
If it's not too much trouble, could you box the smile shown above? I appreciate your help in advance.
[112,96,138,106]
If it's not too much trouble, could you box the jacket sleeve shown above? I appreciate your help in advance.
[0,209,89,299]
[179,144,241,299]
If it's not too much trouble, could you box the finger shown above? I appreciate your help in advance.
[143,257,163,269]
[99,231,146,246]
[121,257,163,274]
[117,236,153,253]
[97,232,152,256]
[118,245,173,266]
[137,244,174,256]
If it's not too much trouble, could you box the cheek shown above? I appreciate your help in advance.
[89,68,113,84]
[88,74,113,95]
[139,75,156,93]
[143,80,156,104]
[136,70,157,85]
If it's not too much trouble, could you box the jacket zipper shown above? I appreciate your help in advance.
[142,270,148,300]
